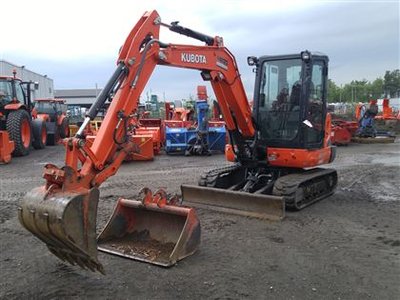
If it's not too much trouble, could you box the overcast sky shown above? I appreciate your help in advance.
[1,0,399,101]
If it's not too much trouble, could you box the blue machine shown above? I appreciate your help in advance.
[356,103,378,138]
[165,101,226,155]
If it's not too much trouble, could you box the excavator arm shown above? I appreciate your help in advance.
[18,10,257,273]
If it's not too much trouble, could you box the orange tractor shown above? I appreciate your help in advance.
[375,98,398,120]
[34,98,70,145]
[18,11,337,273]
[0,72,47,163]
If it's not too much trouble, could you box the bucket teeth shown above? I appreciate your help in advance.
[46,244,105,274]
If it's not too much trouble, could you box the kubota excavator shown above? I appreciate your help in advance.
[18,10,337,274]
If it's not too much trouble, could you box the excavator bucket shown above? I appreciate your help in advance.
[181,185,285,221]
[97,188,200,267]
[18,187,104,273]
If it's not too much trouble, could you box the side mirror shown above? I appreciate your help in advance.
[247,56,258,66]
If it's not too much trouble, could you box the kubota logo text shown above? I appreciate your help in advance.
[181,53,207,64]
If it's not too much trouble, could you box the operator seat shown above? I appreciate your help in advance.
[289,83,301,111]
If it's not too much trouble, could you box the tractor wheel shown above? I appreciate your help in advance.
[59,118,70,138]
[6,109,32,156]
[32,119,47,149]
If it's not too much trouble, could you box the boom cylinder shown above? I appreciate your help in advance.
[86,62,127,120]
[166,22,214,46]
[76,63,127,138]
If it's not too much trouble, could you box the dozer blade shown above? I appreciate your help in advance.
[181,185,285,221]
[18,187,104,274]
[97,196,200,267]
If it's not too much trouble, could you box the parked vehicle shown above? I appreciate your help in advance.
[34,98,69,145]
[0,71,46,163]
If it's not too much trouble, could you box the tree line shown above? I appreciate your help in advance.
[328,69,400,103]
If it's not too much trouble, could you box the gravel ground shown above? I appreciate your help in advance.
[0,140,399,299]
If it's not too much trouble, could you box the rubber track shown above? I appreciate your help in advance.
[198,163,242,187]
[199,164,337,211]
[273,168,337,210]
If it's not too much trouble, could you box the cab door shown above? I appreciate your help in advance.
[302,59,328,149]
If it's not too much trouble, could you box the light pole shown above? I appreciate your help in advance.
[351,86,354,103]
[351,85,358,103]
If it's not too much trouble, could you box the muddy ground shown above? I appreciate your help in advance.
[0,141,399,299]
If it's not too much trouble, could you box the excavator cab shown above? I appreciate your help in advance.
[189,52,336,212]
[252,51,328,150]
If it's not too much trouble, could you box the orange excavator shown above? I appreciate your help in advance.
[18,10,337,273]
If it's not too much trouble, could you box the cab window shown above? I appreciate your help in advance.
[0,80,13,103]
[258,58,302,141]
[15,82,25,103]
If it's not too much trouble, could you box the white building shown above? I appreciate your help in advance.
[54,89,101,108]
[0,60,54,99]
